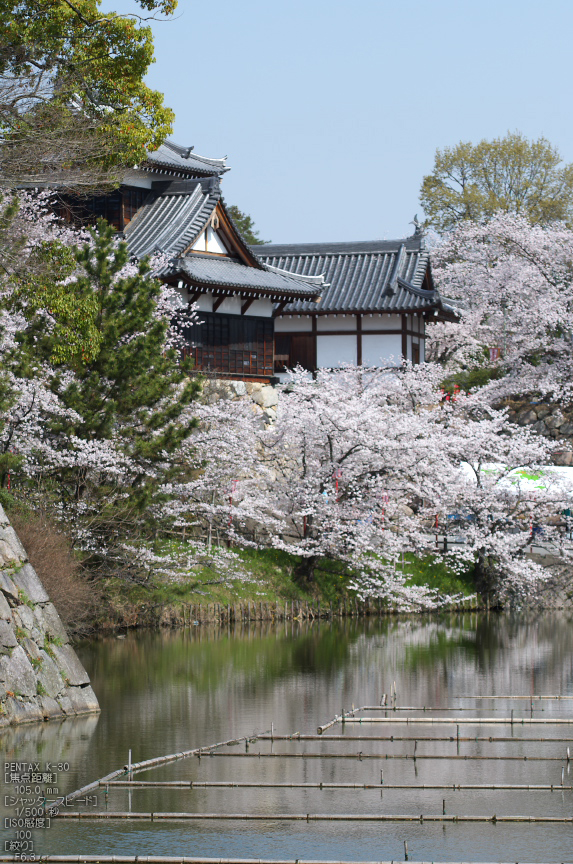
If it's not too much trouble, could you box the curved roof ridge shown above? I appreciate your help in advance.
[145,140,229,176]
[252,236,425,258]
[262,262,329,287]
[155,139,227,166]
[396,275,436,298]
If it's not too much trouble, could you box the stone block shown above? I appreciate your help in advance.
[38,695,64,719]
[4,696,43,724]
[553,451,573,467]
[517,409,537,426]
[39,603,69,643]
[230,381,247,397]
[0,571,19,601]
[57,695,75,715]
[0,526,27,564]
[12,563,49,604]
[0,591,11,620]
[21,637,42,661]
[536,406,551,420]
[16,604,35,632]
[36,652,65,699]
[531,420,547,434]
[546,414,564,430]
[0,503,9,526]
[68,685,100,714]
[251,386,279,409]
[0,620,17,649]
[0,645,37,696]
[51,644,90,686]
[559,422,573,437]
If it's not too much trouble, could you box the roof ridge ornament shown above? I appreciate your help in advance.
[410,214,422,234]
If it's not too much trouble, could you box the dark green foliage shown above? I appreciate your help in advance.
[441,365,503,396]
[227,205,269,246]
[45,223,201,545]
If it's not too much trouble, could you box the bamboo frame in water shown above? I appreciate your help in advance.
[0,857,545,864]
[54,811,573,823]
[201,751,570,762]
[105,780,573,791]
[337,717,573,725]
[260,733,573,742]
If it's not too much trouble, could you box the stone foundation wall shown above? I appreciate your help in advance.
[0,504,99,727]
[202,378,279,424]
[506,400,573,465]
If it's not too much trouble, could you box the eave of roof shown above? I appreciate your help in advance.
[170,255,321,300]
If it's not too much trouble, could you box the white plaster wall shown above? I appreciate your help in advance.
[362,313,401,331]
[123,170,153,189]
[362,333,402,366]
[195,293,213,312]
[317,315,357,332]
[206,226,228,255]
[275,317,313,332]
[217,296,242,315]
[317,335,357,367]
[245,298,273,318]
[192,231,207,252]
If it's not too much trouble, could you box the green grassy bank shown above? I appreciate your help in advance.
[100,547,478,630]
[1,494,478,634]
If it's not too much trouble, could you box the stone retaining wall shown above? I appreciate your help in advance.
[0,504,99,727]
[202,378,278,424]
[506,400,573,465]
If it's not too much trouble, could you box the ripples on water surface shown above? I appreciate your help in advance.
[2,612,573,862]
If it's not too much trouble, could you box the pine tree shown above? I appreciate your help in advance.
[51,222,201,531]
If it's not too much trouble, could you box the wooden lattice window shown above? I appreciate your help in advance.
[185,312,274,378]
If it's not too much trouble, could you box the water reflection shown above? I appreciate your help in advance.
[2,611,573,861]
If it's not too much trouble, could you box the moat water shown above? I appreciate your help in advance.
[2,612,573,862]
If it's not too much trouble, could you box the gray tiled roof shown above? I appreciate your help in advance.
[145,141,228,177]
[253,236,447,314]
[125,177,219,259]
[174,255,321,299]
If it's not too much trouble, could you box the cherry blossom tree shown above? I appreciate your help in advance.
[429,214,573,404]
[0,194,208,583]
[255,365,573,607]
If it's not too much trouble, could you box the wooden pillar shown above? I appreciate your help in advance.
[401,313,408,361]
[312,316,318,371]
[356,314,362,366]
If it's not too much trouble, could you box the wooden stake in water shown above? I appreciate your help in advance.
[562,767,565,786]
[443,799,446,815]
[404,840,409,861]
[128,750,132,779]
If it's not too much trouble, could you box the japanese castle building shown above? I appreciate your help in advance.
[66,140,456,381]
[256,236,456,376]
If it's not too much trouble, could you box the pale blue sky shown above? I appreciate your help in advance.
[104,0,573,243]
